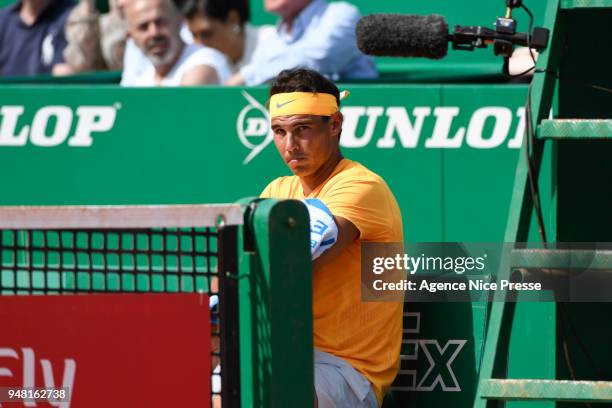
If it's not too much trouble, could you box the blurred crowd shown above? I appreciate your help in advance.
[0,0,378,85]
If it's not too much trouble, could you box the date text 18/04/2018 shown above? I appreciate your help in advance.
[372,279,542,292]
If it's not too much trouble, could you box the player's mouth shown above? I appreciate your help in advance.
[287,157,306,168]
[287,156,305,162]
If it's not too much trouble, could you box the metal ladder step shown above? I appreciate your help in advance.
[561,0,612,9]
[480,379,612,402]
[510,248,612,269]
[538,119,612,139]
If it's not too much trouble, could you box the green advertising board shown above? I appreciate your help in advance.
[0,84,526,240]
[0,84,544,407]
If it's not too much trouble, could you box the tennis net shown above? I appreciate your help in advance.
[0,204,243,407]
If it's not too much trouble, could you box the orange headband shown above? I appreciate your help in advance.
[269,92,339,118]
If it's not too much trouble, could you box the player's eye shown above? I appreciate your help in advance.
[274,128,285,136]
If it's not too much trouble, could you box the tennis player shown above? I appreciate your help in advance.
[261,68,404,408]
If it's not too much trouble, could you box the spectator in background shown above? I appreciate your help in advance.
[225,0,377,86]
[0,0,75,76]
[54,0,107,75]
[120,0,196,85]
[99,0,128,71]
[123,0,230,86]
[54,0,129,76]
[182,0,274,74]
[116,0,151,84]
[509,47,539,77]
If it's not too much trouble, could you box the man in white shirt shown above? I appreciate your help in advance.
[225,0,377,86]
[123,0,230,86]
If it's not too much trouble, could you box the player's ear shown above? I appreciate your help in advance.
[329,111,343,139]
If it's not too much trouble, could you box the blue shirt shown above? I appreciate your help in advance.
[0,0,74,76]
[240,0,377,85]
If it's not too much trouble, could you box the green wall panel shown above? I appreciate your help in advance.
[441,85,525,241]
[0,84,527,242]
[0,84,532,407]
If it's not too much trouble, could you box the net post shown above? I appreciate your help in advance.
[237,198,314,407]
[217,224,241,408]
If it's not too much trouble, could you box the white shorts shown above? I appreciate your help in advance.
[314,349,378,408]
[212,364,221,393]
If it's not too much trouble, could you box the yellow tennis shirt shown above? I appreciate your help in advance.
[261,158,404,405]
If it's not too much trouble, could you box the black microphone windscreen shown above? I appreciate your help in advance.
[356,14,449,59]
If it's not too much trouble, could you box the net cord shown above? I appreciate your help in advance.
[0,205,243,229]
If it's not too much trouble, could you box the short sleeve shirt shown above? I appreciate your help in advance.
[261,159,404,405]
[0,0,74,76]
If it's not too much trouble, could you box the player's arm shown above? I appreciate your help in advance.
[180,64,220,85]
[312,215,358,271]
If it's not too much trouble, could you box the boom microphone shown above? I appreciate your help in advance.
[356,13,549,63]
[356,14,449,59]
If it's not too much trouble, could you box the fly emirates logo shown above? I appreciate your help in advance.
[0,105,118,147]
[0,347,75,408]
[237,91,526,164]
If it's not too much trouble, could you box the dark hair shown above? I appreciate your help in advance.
[182,0,250,25]
[269,68,340,107]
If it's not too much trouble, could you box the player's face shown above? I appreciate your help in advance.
[271,114,341,178]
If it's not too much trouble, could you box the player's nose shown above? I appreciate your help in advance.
[284,133,299,152]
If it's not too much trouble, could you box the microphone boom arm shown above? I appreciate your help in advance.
[449,25,549,56]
